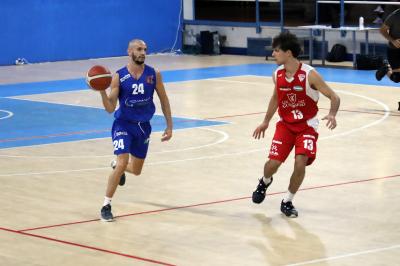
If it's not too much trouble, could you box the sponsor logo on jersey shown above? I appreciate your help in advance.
[146,75,154,84]
[279,87,291,91]
[125,97,152,107]
[272,140,282,144]
[293,86,304,91]
[298,74,305,82]
[120,73,131,83]
[144,138,150,144]
[303,134,316,139]
[114,131,128,137]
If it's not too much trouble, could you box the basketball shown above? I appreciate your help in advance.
[86,65,112,91]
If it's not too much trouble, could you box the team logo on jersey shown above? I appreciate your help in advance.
[293,86,303,91]
[144,138,150,144]
[298,74,305,82]
[146,75,154,84]
[287,93,297,104]
[282,93,305,108]
[120,73,131,83]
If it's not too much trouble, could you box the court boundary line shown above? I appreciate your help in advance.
[17,173,400,233]
[0,88,391,176]
[0,226,175,266]
[285,244,400,266]
[0,127,229,158]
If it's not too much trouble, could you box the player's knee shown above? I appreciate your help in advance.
[266,159,282,171]
[390,72,400,83]
[132,169,142,176]
[115,159,128,171]
[294,156,307,170]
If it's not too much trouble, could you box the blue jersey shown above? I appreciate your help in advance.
[114,64,156,122]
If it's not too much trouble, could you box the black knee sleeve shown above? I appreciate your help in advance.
[390,72,400,83]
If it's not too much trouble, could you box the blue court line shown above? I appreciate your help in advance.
[0,63,398,97]
[0,98,225,149]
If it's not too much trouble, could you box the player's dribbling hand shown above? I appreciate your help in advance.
[322,115,337,130]
[161,128,172,142]
[253,121,269,139]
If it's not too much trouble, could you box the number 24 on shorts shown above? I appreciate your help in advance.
[113,139,125,150]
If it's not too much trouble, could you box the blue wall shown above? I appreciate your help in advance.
[0,0,182,65]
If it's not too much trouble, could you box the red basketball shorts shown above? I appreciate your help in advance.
[268,121,319,165]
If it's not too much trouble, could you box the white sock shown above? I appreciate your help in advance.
[103,196,112,206]
[262,176,272,185]
[283,191,295,203]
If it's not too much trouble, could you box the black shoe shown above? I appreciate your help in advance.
[280,200,298,218]
[111,160,126,186]
[398,102,400,111]
[100,204,114,222]
[252,177,273,204]
[375,60,390,81]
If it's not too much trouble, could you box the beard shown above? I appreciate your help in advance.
[131,54,145,65]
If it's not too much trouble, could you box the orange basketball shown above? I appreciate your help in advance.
[86,65,112,91]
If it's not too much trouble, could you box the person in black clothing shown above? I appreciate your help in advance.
[375,8,400,110]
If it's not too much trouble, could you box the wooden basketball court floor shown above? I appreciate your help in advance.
[0,54,399,266]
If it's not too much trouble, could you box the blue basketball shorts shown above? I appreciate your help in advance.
[111,119,152,159]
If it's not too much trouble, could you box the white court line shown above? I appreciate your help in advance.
[0,109,13,120]
[153,127,229,154]
[0,127,228,158]
[322,89,390,140]
[0,81,390,176]
[285,244,400,266]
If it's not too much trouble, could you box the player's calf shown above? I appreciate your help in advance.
[111,160,126,186]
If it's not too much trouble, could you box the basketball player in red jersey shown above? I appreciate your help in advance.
[252,32,340,218]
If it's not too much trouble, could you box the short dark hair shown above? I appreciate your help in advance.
[272,31,302,58]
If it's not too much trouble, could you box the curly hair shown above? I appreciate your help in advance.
[272,31,302,58]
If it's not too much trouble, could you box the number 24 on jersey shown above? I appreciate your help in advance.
[132,83,144,95]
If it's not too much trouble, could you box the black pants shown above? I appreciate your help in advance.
[388,47,400,69]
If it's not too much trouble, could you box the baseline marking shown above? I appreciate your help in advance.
[285,244,400,266]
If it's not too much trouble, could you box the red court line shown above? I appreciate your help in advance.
[0,227,176,266]
[19,173,400,233]
[204,108,400,120]
[2,107,398,143]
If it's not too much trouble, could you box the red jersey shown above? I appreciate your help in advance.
[274,63,319,133]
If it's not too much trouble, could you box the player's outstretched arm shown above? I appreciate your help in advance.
[155,70,173,142]
[99,73,119,113]
[309,70,340,130]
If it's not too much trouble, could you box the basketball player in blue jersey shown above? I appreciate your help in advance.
[99,39,173,221]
